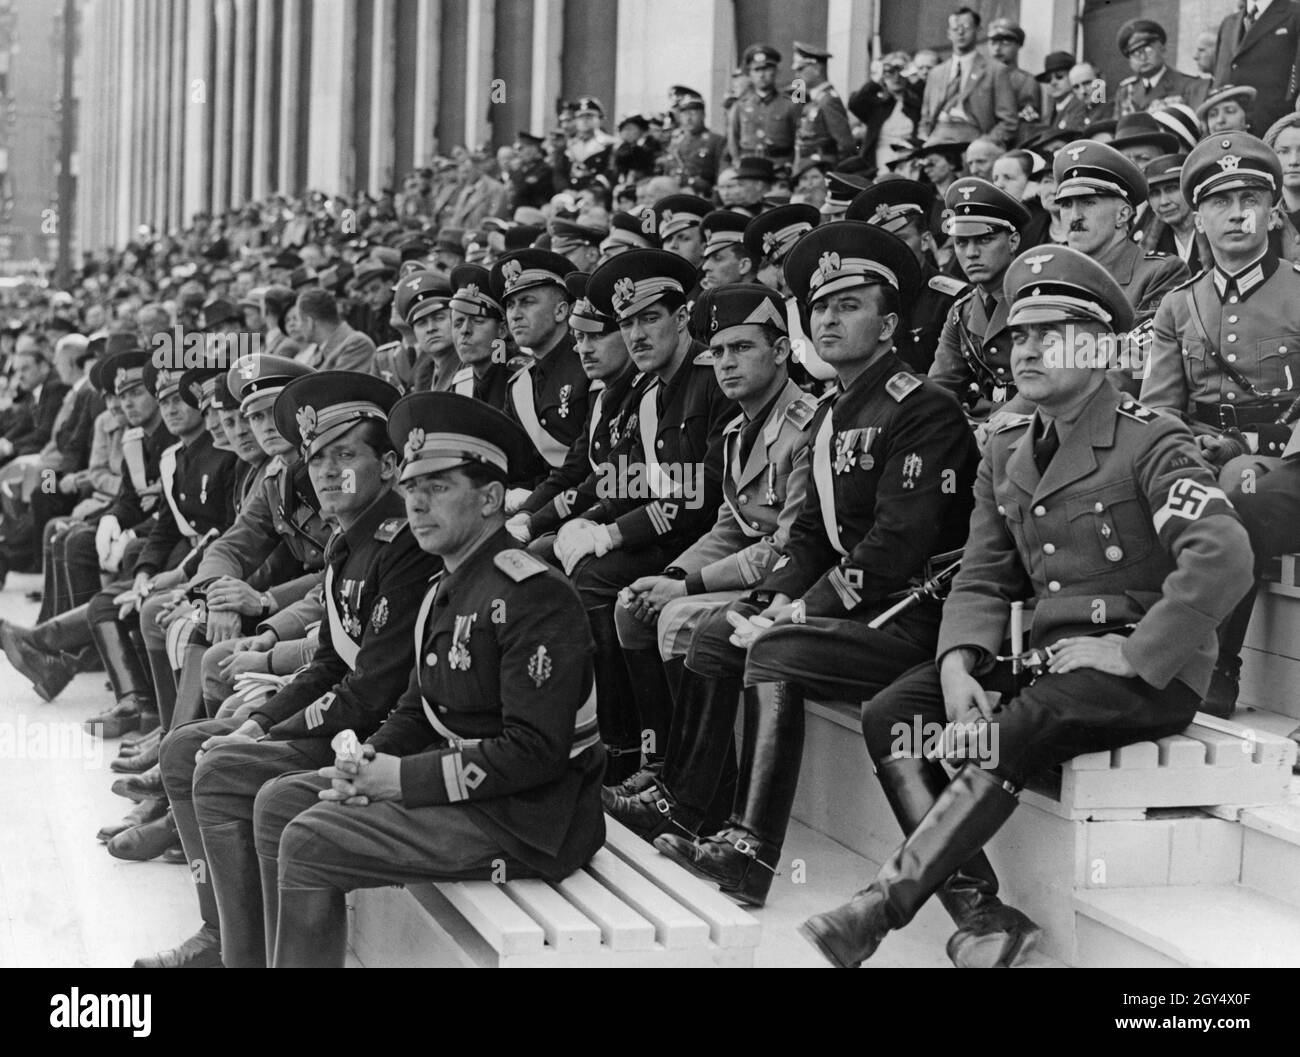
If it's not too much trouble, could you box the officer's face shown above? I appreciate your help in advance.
[119,385,156,427]
[573,326,629,381]
[757,258,789,294]
[1149,182,1191,228]
[1276,127,1300,191]
[505,286,568,349]
[710,324,788,402]
[953,230,1020,287]
[160,392,202,438]
[749,63,776,91]
[1206,100,1249,135]
[307,423,395,523]
[947,14,977,52]
[808,285,898,366]
[220,408,261,462]
[1060,193,1129,254]
[1011,321,1104,407]
[1048,68,1072,100]
[1195,187,1271,257]
[413,307,453,354]
[619,302,686,374]
[1126,40,1165,77]
[1119,143,1161,168]
[664,227,705,268]
[245,402,293,457]
[403,467,504,559]
[452,310,506,367]
[990,36,1019,65]
[700,246,752,290]
[361,278,392,312]
[204,404,227,447]
[678,108,704,132]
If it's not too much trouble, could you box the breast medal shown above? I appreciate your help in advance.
[448,613,477,671]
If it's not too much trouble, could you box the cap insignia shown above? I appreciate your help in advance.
[502,259,523,289]
[296,405,317,442]
[406,427,426,460]
[1217,154,1241,172]
[1065,145,1087,161]
[1025,253,1054,275]
[613,276,636,309]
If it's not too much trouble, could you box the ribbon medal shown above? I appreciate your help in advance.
[558,384,573,419]
[448,613,478,671]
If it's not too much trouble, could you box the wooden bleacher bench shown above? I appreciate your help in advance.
[347,816,761,967]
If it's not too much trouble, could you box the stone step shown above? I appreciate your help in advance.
[1238,795,1300,909]
[1242,580,1300,722]
[1074,885,1300,968]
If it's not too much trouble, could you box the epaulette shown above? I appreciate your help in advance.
[375,340,401,356]
[1119,75,1138,86]
[494,548,549,582]
[263,454,286,478]
[928,274,969,298]
[374,516,408,542]
[693,349,715,366]
[1143,251,1169,259]
[952,286,977,310]
[783,393,819,430]
[1116,400,1159,424]
[993,413,1033,434]
[885,372,923,402]
[1168,271,1200,296]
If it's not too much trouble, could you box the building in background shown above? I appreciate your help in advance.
[70,0,1240,254]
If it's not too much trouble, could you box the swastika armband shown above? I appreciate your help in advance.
[1153,478,1229,533]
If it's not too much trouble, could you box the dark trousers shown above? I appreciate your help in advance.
[860,660,1201,790]
[39,519,101,622]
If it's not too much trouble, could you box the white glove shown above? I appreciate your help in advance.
[95,515,121,568]
[505,487,532,514]
[555,519,614,575]
[105,529,135,574]
[725,610,773,649]
[505,512,532,543]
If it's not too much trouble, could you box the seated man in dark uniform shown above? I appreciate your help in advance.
[251,393,605,968]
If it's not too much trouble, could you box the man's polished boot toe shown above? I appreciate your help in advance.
[107,810,180,862]
[110,738,160,773]
[604,765,660,798]
[97,795,167,842]
[133,925,222,968]
[653,827,778,906]
[799,896,890,969]
[116,726,161,758]
[1,621,76,702]
[111,765,164,802]
[946,905,1041,968]
[85,696,151,739]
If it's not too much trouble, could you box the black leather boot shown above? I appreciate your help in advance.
[875,756,1039,968]
[204,820,267,968]
[111,736,161,773]
[132,925,222,968]
[621,647,673,768]
[1204,585,1258,717]
[655,681,804,907]
[799,765,1033,969]
[86,616,156,738]
[273,888,348,968]
[0,619,78,702]
[112,764,165,802]
[108,808,182,861]
[97,795,168,843]
[589,605,643,785]
[168,795,220,936]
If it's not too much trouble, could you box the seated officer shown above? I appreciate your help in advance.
[925,177,1031,422]
[799,246,1254,969]
[490,249,591,483]
[653,194,712,270]
[138,371,438,968]
[507,272,649,544]
[607,284,817,840]
[655,223,978,907]
[1141,131,1300,715]
[699,211,760,291]
[401,270,459,392]
[250,393,605,968]
[846,179,969,374]
[447,263,525,409]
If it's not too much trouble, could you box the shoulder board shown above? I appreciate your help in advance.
[693,349,715,367]
[928,274,969,298]
[783,393,819,430]
[375,341,401,355]
[1116,400,1159,424]
[452,366,473,383]
[994,414,1033,435]
[952,286,977,309]
[494,548,549,582]
[263,454,286,478]
[1120,75,1138,86]
[122,426,144,443]
[885,372,923,403]
[374,516,408,542]
[1143,251,1169,259]
[1168,271,1200,296]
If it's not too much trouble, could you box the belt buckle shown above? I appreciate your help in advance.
[1219,403,1239,432]
[732,837,757,858]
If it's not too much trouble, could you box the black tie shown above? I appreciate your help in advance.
[983,293,997,321]
[1241,5,1258,43]
[1033,420,1059,475]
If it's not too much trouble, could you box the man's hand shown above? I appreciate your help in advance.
[1046,633,1137,677]
[116,571,154,619]
[220,648,271,679]
[505,512,532,544]
[154,592,190,627]
[725,595,790,648]
[621,575,686,625]
[939,649,992,724]
[196,718,264,760]
[504,487,532,515]
[206,608,243,644]
[57,473,79,496]
[554,519,615,574]
[318,745,403,806]
[1196,433,1247,467]
[205,577,263,615]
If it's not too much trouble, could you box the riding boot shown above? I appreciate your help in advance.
[875,756,1039,968]
[172,643,209,728]
[259,853,280,968]
[204,821,267,968]
[30,602,95,654]
[588,605,642,785]
[86,616,157,738]
[169,796,220,932]
[273,888,348,968]
[799,765,1034,969]
[0,619,78,702]
[145,640,179,731]
[1205,584,1258,717]
[620,646,673,768]
[655,680,804,907]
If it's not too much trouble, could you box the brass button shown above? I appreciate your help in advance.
[657,439,664,449]
[738,495,748,505]
[1227,354,1237,362]
[1106,545,1124,562]
[997,504,1006,515]
[425,653,437,666]
[1226,391,1237,401]
[1228,315,1238,323]
[1033,505,1046,517]
[1227,334,1237,343]
[1048,580,1061,592]
[1281,345,1289,354]
[1229,295,1239,303]
[1094,502,1103,512]
[1043,542,1056,555]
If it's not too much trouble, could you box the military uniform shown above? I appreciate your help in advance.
[509,156,558,212]
[798,244,1254,973]
[446,263,523,413]
[148,372,439,969]
[655,224,978,907]
[372,340,418,394]
[1114,68,1209,118]
[728,86,799,163]
[667,124,728,197]
[246,394,604,968]
[795,81,854,167]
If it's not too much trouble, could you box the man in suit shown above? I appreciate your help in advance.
[919,6,1018,147]
[1114,19,1210,118]
[0,343,70,466]
[1213,0,1300,139]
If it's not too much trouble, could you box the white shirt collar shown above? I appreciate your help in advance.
[1252,0,1274,17]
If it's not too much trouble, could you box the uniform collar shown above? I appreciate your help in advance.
[1007,378,1119,500]
[438,525,514,598]
[337,484,404,558]
[1212,249,1277,302]
[838,349,900,401]
[1143,66,1167,90]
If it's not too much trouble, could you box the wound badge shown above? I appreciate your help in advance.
[528,644,552,688]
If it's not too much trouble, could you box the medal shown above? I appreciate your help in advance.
[992,385,1007,403]
[833,430,857,474]
[448,613,477,671]
[200,473,209,505]
[765,463,778,506]
[558,384,573,419]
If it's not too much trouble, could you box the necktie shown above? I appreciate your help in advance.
[941,58,962,108]
[1241,5,1258,44]
[1033,420,1059,475]
[983,293,997,321]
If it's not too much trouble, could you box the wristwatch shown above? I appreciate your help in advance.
[258,591,275,620]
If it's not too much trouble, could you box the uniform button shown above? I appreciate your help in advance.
[180,493,186,500]
[1227,354,1237,362]
[738,495,748,505]
[1229,295,1239,303]
[1282,346,1289,354]
[1033,505,1046,517]
[1228,315,1238,324]
[751,521,761,530]
[997,505,1006,515]
[439,704,449,713]
[1094,502,1103,513]
[1227,391,1237,401]
[425,653,437,666]
[1227,334,1237,343]
[1048,580,1061,592]
[1043,542,1056,555]
[657,439,664,449]
[1106,546,1124,562]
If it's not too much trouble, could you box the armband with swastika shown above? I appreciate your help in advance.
[1152,478,1229,533]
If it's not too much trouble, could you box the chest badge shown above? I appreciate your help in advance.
[558,384,573,419]
[200,473,209,505]
[528,645,552,687]
[901,452,923,490]
[448,613,477,671]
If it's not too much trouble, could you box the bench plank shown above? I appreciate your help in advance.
[603,819,762,949]
[1156,735,1206,768]
[555,869,656,951]
[502,879,602,952]
[433,881,545,956]
[584,848,710,949]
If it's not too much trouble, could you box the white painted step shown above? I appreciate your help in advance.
[1239,794,1300,908]
[1075,886,1300,968]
